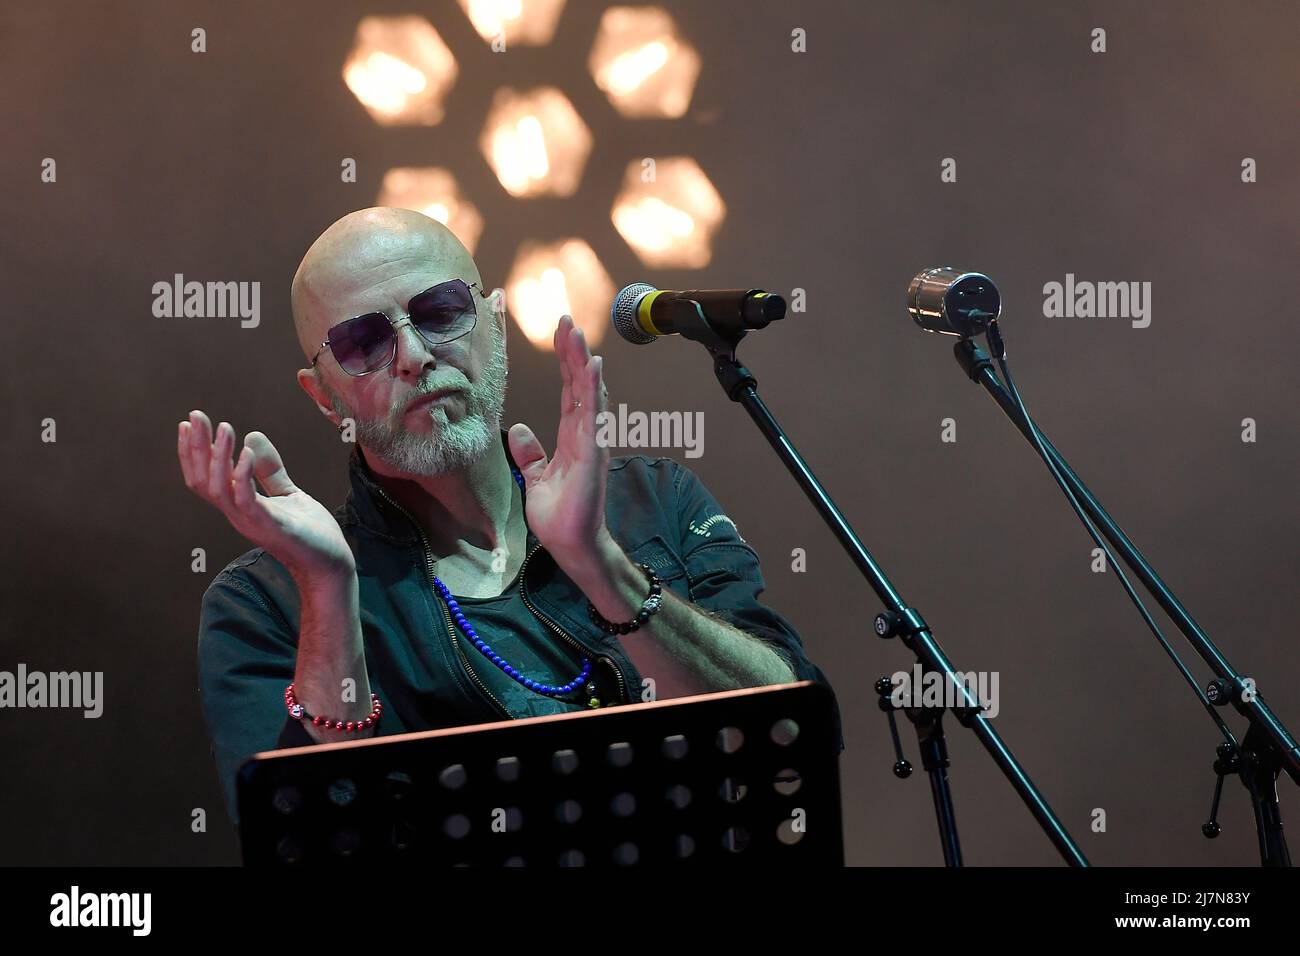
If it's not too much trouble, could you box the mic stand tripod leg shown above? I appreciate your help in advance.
[906,704,963,867]
[953,337,1297,866]
[875,677,963,866]
[1203,730,1291,866]
[1240,724,1291,867]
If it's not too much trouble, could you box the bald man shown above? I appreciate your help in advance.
[181,208,841,827]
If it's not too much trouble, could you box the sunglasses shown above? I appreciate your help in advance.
[311,278,489,377]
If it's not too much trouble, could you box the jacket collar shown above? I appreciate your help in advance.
[344,427,523,543]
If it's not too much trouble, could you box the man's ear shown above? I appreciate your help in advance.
[297,367,343,428]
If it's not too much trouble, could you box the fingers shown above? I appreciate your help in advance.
[553,314,572,370]
[567,323,600,423]
[591,354,607,416]
[206,421,238,509]
[582,354,604,441]
[507,423,549,489]
[178,412,294,531]
[183,410,213,485]
[243,432,297,497]
[555,315,574,411]
[177,420,195,486]
[550,317,607,460]
[566,315,592,371]
[555,314,595,384]
[555,315,600,419]
[230,443,258,513]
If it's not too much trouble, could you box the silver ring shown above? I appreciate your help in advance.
[573,399,582,409]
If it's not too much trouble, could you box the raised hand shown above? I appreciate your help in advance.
[178,410,355,581]
[506,314,611,562]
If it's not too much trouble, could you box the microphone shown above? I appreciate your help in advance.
[611,282,787,345]
[906,268,1001,338]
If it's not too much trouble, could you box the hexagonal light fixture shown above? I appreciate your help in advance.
[480,87,592,198]
[505,239,614,350]
[457,0,566,47]
[611,157,725,269]
[589,6,700,118]
[375,167,485,255]
[343,16,458,126]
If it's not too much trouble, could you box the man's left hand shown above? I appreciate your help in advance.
[507,314,619,577]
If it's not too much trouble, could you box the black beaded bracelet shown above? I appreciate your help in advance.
[588,563,663,635]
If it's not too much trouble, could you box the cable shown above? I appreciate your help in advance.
[986,321,1237,748]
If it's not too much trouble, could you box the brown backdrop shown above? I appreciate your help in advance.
[1,0,1296,865]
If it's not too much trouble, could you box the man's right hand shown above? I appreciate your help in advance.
[178,410,355,582]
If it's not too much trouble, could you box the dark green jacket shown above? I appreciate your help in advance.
[197,435,843,827]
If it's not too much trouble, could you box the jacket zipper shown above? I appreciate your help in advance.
[517,542,629,706]
[369,484,511,719]
[369,483,629,711]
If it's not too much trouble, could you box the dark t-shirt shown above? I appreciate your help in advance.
[449,565,611,718]
[443,483,613,718]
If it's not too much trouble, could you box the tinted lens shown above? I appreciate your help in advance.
[330,312,395,375]
[409,280,477,344]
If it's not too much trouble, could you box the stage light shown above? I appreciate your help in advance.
[505,239,614,349]
[343,16,458,126]
[457,0,566,47]
[375,167,485,254]
[589,6,700,118]
[611,157,724,269]
[481,87,592,198]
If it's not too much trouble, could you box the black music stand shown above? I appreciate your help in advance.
[237,681,842,866]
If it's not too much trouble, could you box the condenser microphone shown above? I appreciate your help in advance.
[611,283,787,345]
[906,268,1001,338]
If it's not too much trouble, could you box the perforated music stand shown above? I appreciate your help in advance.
[237,680,842,866]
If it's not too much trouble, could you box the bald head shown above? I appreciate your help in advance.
[291,207,509,477]
[291,207,481,361]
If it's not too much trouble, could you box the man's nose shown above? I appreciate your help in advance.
[391,320,436,379]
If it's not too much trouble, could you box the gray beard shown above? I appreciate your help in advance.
[329,327,508,476]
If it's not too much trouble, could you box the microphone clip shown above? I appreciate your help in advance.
[658,297,761,400]
[953,338,994,383]
[661,297,745,354]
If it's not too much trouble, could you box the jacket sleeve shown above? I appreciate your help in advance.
[196,558,316,831]
[670,462,844,754]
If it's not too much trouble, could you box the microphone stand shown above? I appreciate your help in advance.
[954,338,1298,866]
[663,299,1089,866]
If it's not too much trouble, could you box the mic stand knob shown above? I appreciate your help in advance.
[1203,742,1238,839]
[1205,678,1236,706]
[875,674,963,864]
[874,611,901,638]
[875,677,913,778]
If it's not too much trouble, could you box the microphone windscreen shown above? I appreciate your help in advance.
[611,282,659,344]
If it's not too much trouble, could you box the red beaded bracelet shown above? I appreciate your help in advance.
[284,683,382,733]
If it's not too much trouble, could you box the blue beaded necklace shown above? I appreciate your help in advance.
[430,465,594,700]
